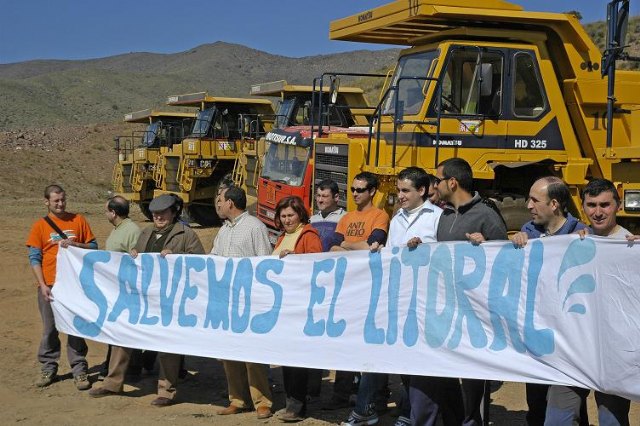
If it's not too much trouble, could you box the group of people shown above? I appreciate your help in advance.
[26,156,637,425]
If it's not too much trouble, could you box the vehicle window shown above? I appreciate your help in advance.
[382,50,438,116]
[261,143,309,186]
[141,122,160,148]
[439,49,503,116]
[190,107,214,137]
[513,53,546,118]
[275,98,296,128]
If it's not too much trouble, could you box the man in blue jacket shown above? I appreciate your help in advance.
[511,176,589,426]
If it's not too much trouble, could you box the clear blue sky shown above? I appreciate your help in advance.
[1,0,637,64]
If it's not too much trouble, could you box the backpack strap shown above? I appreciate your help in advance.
[43,216,68,240]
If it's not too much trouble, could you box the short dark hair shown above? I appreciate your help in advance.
[540,176,571,215]
[317,179,339,197]
[274,196,309,230]
[582,178,620,205]
[438,158,473,193]
[44,184,65,199]
[107,196,130,217]
[397,167,431,201]
[354,171,379,190]
[218,175,235,193]
[223,186,247,211]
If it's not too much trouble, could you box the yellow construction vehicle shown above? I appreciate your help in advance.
[239,80,375,239]
[155,92,274,225]
[112,109,195,219]
[313,0,640,231]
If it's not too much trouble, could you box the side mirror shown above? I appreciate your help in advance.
[329,76,341,104]
[614,0,629,47]
[303,100,312,125]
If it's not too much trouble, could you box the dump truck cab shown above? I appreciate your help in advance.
[112,109,195,219]
[314,0,640,232]
[154,92,274,226]
[247,80,373,241]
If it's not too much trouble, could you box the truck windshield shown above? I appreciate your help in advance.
[190,107,215,137]
[275,98,296,128]
[382,50,438,116]
[261,142,309,186]
[141,122,160,147]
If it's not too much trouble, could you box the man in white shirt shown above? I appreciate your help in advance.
[342,167,443,426]
[211,187,273,419]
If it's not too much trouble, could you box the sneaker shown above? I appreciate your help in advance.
[74,373,91,391]
[393,416,411,426]
[35,371,56,387]
[340,408,379,426]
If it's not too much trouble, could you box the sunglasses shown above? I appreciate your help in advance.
[433,176,451,186]
[351,186,370,193]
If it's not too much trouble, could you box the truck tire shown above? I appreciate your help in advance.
[495,196,530,233]
[186,170,234,227]
[188,199,220,227]
[139,201,153,221]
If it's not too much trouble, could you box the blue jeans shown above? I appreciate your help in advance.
[544,385,589,426]
[354,372,387,414]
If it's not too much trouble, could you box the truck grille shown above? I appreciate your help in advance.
[314,144,348,208]
[315,153,348,168]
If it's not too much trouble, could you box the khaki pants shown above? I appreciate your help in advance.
[101,346,132,392]
[157,353,181,399]
[222,360,272,409]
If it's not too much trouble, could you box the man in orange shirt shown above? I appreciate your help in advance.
[330,172,389,252]
[325,172,390,413]
[26,184,98,390]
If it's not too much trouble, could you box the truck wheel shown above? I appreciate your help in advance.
[495,196,530,233]
[139,201,153,221]
[188,199,221,227]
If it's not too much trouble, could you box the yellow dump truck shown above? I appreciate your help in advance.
[154,92,274,225]
[112,109,195,219]
[313,0,640,231]
[238,80,374,236]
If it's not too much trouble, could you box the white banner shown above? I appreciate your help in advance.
[52,236,640,400]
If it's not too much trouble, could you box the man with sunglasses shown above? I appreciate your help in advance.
[330,172,390,253]
[410,158,507,426]
[324,172,390,414]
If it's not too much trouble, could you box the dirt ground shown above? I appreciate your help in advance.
[2,200,638,425]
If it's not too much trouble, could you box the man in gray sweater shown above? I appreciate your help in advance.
[410,158,507,426]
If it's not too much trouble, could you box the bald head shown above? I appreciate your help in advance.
[106,196,130,219]
[527,177,571,228]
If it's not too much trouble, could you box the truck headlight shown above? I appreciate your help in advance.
[624,190,640,212]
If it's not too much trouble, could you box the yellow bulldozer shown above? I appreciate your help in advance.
[112,109,195,219]
[154,92,274,226]
[312,0,640,232]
